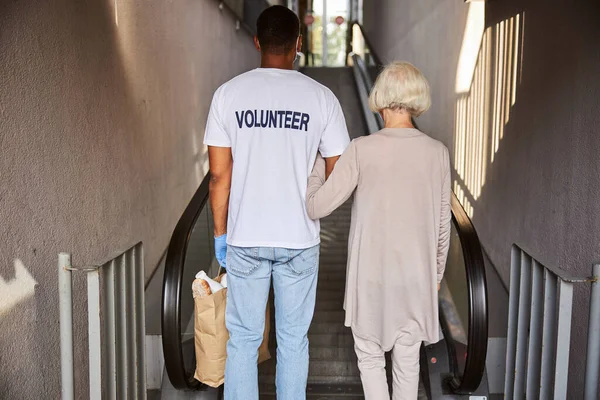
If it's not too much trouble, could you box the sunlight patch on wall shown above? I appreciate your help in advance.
[191,130,210,190]
[112,0,154,116]
[455,1,485,94]
[202,146,209,177]
[453,13,525,210]
[192,131,202,186]
[454,181,474,218]
[0,259,37,316]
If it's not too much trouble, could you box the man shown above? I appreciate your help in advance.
[203,5,350,400]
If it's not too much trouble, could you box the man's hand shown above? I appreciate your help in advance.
[214,234,227,268]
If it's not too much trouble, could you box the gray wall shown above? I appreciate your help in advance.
[364,0,600,395]
[0,0,257,398]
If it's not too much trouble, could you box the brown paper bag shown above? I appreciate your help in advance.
[193,276,271,387]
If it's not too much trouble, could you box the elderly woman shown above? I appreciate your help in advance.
[306,62,451,399]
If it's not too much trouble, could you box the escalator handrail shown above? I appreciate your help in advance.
[349,21,384,68]
[350,53,381,134]
[161,174,211,390]
[349,22,418,132]
[350,22,488,394]
[448,193,489,393]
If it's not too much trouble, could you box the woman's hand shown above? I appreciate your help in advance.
[437,283,441,291]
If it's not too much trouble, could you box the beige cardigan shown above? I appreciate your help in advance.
[307,128,452,350]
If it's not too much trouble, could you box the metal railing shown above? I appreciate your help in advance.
[350,53,380,134]
[59,244,146,400]
[504,245,600,399]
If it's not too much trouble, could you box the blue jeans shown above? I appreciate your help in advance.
[224,245,320,400]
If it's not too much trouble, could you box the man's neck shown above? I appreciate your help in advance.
[260,54,294,70]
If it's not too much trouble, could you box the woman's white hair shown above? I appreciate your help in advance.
[368,61,431,117]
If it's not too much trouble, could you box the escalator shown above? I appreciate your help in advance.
[160,23,489,399]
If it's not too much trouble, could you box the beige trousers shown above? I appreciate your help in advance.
[352,332,421,400]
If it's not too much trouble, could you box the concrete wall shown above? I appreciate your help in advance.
[0,0,257,398]
[364,0,600,395]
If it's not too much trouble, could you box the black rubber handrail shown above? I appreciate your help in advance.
[161,174,211,390]
[448,193,488,393]
[350,21,488,394]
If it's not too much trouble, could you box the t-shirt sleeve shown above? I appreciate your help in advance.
[203,86,231,147]
[319,92,350,158]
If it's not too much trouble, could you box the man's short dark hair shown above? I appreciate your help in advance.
[256,5,300,55]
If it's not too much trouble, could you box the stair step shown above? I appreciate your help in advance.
[260,373,362,386]
[309,333,355,347]
[319,256,349,261]
[314,300,344,310]
[319,264,348,270]
[260,359,360,378]
[258,346,358,362]
[264,301,343,318]
[310,347,358,361]
[259,383,364,398]
[314,295,344,304]
[316,281,347,289]
[313,360,359,377]
[260,360,360,383]
[319,266,348,271]
[265,331,355,347]
[309,322,352,334]
[313,311,345,323]
[316,271,349,281]
[265,296,343,310]
[259,393,364,399]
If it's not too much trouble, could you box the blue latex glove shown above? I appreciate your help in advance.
[214,234,227,269]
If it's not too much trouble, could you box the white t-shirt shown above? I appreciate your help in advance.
[203,68,350,249]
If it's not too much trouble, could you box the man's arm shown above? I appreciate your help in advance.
[324,155,340,179]
[208,146,233,237]
[319,92,350,177]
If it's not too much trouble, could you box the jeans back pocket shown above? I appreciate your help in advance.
[287,245,320,276]
[227,247,261,276]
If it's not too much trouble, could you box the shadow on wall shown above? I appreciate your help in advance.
[0,260,37,317]
[0,259,40,399]
[0,0,255,398]
[452,1,525,218]
[107,0,214,193]
[1,0,135,397]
